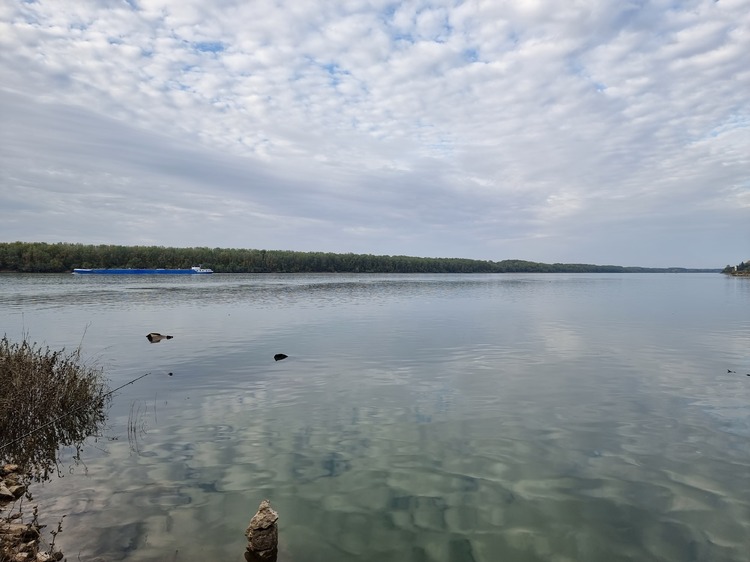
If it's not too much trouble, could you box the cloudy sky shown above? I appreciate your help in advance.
[1,0,748,268]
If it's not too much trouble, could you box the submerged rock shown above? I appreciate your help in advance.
[244,499,278,561]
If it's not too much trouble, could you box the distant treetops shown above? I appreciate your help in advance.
[0,241,722,275]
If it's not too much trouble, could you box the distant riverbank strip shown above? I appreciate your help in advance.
[0,242,721,275]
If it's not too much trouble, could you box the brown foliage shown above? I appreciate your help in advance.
[0,336,110,481]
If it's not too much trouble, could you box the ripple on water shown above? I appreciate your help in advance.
[131,485,192,509]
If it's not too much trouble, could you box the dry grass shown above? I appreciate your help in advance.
[0,335,110,480]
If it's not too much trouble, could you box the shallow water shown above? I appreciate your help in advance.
[1,273,749,561]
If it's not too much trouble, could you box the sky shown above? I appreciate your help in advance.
[0,0,748,268]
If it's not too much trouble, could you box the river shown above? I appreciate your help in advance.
[1,272,749,561]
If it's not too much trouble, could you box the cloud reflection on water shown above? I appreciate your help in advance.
[1,273,748,561]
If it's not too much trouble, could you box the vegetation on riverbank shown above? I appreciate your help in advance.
[0,242,719,274]
[722,260,750,276]
[0,335,110,479]
[0,335,110,561]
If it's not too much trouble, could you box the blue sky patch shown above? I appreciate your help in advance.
[194,41,225,54]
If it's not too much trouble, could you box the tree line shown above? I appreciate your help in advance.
[0,242,718,274]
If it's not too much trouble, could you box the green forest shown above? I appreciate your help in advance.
[0,242,719,274]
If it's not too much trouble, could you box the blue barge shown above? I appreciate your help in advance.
[72,266,213,275]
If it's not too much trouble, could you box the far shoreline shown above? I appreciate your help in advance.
[0,241,726,275]
[0,269,724,275]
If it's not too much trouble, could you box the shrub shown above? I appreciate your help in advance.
[0,336,110,480]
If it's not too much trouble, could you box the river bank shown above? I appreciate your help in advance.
[1,335,110,562]
[0,464,62,562]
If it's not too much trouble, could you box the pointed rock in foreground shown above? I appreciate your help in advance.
[245,499,278,561]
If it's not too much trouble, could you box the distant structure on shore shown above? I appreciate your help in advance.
[722,260,750,276]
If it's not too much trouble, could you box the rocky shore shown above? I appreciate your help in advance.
[0,465,62,562]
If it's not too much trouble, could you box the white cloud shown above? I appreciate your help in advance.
[1,0,748,267]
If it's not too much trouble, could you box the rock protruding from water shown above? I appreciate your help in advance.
[244,499,278,562]
[146,333,173,343]
[273,354,288,361]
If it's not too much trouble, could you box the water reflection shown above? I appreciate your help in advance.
[0,274,748,561]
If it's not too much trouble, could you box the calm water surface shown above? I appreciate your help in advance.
[1,273,749,561]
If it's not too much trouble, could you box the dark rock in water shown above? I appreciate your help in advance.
[274,354,288,361]
[245,499,278,561]
[147,332,173,343]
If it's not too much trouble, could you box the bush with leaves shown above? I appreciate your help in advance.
[0,336,110,481]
